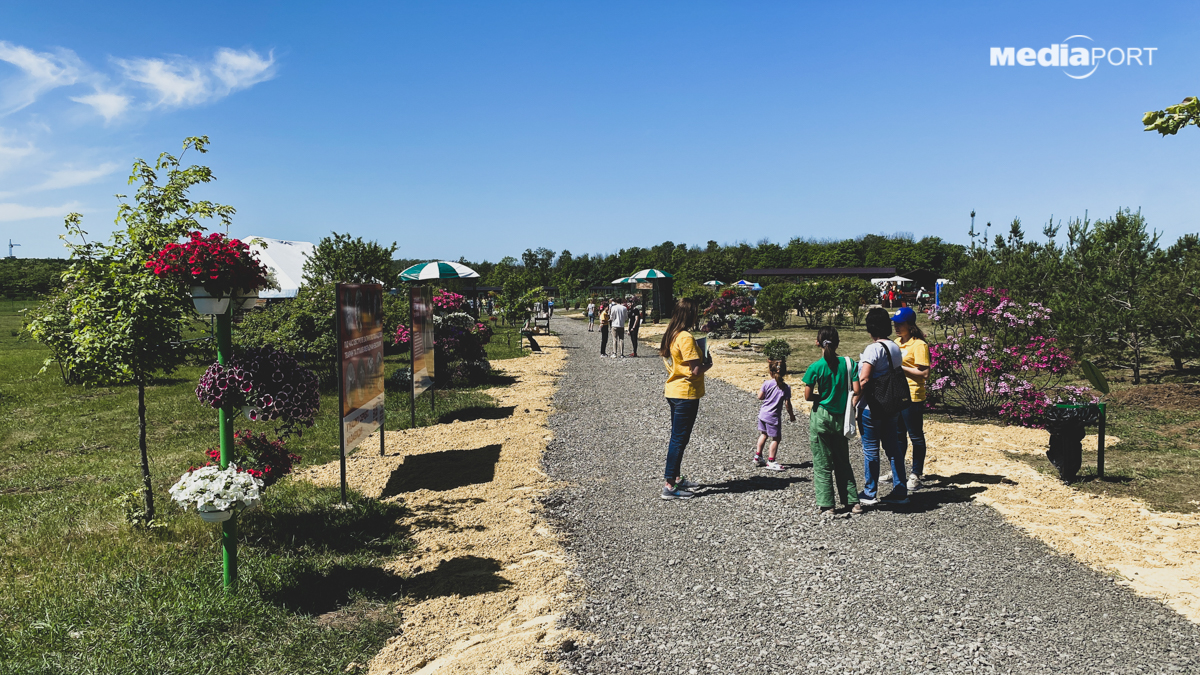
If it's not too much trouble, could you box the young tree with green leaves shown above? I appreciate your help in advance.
[32,136,232,522]
[302,232,398,286]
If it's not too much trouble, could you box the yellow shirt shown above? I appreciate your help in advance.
[663,331,705,399]
[894,336,930,403]
[599,309,610,325]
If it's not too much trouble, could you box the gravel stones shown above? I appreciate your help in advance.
[544,317,1200,674]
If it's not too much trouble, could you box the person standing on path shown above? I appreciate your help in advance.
[753,360,795,471]
[587,300,596,331]
[609,299,629,357]
[628,304,642,357]
[802,326,863,516]
[857,307,909,505]
[659,298,711,500]
[599,302,611,356]
[892,307,930,491]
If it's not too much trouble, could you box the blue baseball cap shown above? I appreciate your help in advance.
[891,307,916,323]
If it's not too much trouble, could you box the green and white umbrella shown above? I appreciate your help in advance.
[629,268,673,280]
[611,276,638,284]
[399,261,480,281]
[702,280,724,286]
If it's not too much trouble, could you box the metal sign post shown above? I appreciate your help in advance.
[336,283,386,504]
[215,305,238,591]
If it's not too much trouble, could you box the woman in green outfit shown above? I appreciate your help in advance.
[801,326,863,516]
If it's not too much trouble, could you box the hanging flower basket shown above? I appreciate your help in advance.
[196,347,321,436]
[190,285,231,315]
[147,232,273,313]
[169,463,263,521]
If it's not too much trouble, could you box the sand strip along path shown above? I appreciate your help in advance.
[706,351,1200,624]
[295,334,580,675]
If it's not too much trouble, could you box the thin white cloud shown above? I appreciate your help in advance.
[71,89,129,122]
[30,162,120,191]
[0,41,81,113]
[116,48,275,109]
[0,200,80,221]
[212,48,275,92]
[0,130,35,172]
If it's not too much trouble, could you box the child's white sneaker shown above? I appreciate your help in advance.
[765,460,783,471]
[752,454,765,467]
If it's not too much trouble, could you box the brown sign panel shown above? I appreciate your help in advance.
[411,286,435,398]
[337,283,385,451]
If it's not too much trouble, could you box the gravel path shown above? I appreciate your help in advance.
[543,316,1200,674]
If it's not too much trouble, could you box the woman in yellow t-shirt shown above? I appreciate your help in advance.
[658,299,711,500]
[891,307,930,491]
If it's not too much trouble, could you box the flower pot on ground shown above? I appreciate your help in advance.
[190,286,231,315]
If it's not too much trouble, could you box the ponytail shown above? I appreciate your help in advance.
[816,325,840,359]
[768,359,786,386]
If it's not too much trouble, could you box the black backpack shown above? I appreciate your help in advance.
[866,342,911,417]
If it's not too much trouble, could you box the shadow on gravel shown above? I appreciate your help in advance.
[934,471,1016,486]
[404,555,512,600]
[440,405,515,423]
[872,485,989,514]
[381,444,502,496]
[700,474,809,495]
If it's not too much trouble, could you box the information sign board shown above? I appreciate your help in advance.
[337,283,385,451]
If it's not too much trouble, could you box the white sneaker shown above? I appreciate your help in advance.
[765,460,783,471]
[880,470,892,483]
[907,475,921,491]
[753,455,766,467]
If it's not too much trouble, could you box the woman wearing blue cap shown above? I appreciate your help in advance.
[892,307,930,491]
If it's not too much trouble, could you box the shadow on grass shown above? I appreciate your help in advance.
[380,444,502,497]
[270,555,510,615]
[440,406,515,424]
[240,486,410,556]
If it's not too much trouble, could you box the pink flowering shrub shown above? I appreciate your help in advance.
[432,289,466,312]
[929,287,1095,427]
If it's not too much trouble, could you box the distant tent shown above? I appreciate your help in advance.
[243,236,315,299]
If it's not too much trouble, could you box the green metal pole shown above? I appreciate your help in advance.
[1097,403,1106,478]
[215,308,237,591]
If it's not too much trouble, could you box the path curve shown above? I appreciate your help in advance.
[544,315,1200,674]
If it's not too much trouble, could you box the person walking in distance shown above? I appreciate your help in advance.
[587,300,596,332]
[598,302,611,356]
[802,326,862,516]
[892,307,930,491]
[659,299,711,500]
[609,298,629,358]
[753,360,796,471]
[857,307,909,505]
[628,303,643,357]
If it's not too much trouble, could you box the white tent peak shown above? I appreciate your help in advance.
[243,236,315,299]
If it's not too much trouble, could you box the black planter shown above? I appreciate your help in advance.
[1043,404,1100,483]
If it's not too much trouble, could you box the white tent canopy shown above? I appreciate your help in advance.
[243,236,315,299]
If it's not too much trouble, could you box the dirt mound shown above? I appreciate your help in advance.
[1110,384,1200,412]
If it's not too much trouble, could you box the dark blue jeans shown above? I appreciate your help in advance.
[665,398,700,483]
[860,405,904,499]
[897,400,927,477]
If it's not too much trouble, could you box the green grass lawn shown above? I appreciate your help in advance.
[0,304,526,673]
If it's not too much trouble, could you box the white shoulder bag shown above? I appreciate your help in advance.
[842,356,858,439]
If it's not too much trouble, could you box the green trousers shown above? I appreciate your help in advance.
[809,405,860,508]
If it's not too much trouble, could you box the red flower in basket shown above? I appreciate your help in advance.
[146,231,272,297]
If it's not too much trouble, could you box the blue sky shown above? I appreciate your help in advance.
[2,1,1198,261]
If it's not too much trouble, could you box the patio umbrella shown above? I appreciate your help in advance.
[702,280,724,286]
[733,280,755,286]
[399,261,480,281]
[611,276,637,284]
[882,275,912,283]
[629,268,673,280]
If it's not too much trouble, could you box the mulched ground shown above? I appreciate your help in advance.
[543,317,1200,674]
[1109,384,1200,413]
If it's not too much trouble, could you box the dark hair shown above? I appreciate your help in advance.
[865,307,892,339]
[659,299,699,358]
[768,359,786,385]
[902,319,926,342]
[816,325,839,350]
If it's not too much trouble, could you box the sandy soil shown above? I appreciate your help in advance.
[705,355,1200,624]
[295,337,579,675]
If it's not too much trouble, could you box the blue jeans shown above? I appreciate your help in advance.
[898,401,927,477]
[860,406,905,499]
[665,398,700,483]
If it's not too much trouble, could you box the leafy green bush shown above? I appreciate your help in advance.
[734,316,765,343]
[754,283,797,328]
[761,338,792,362]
